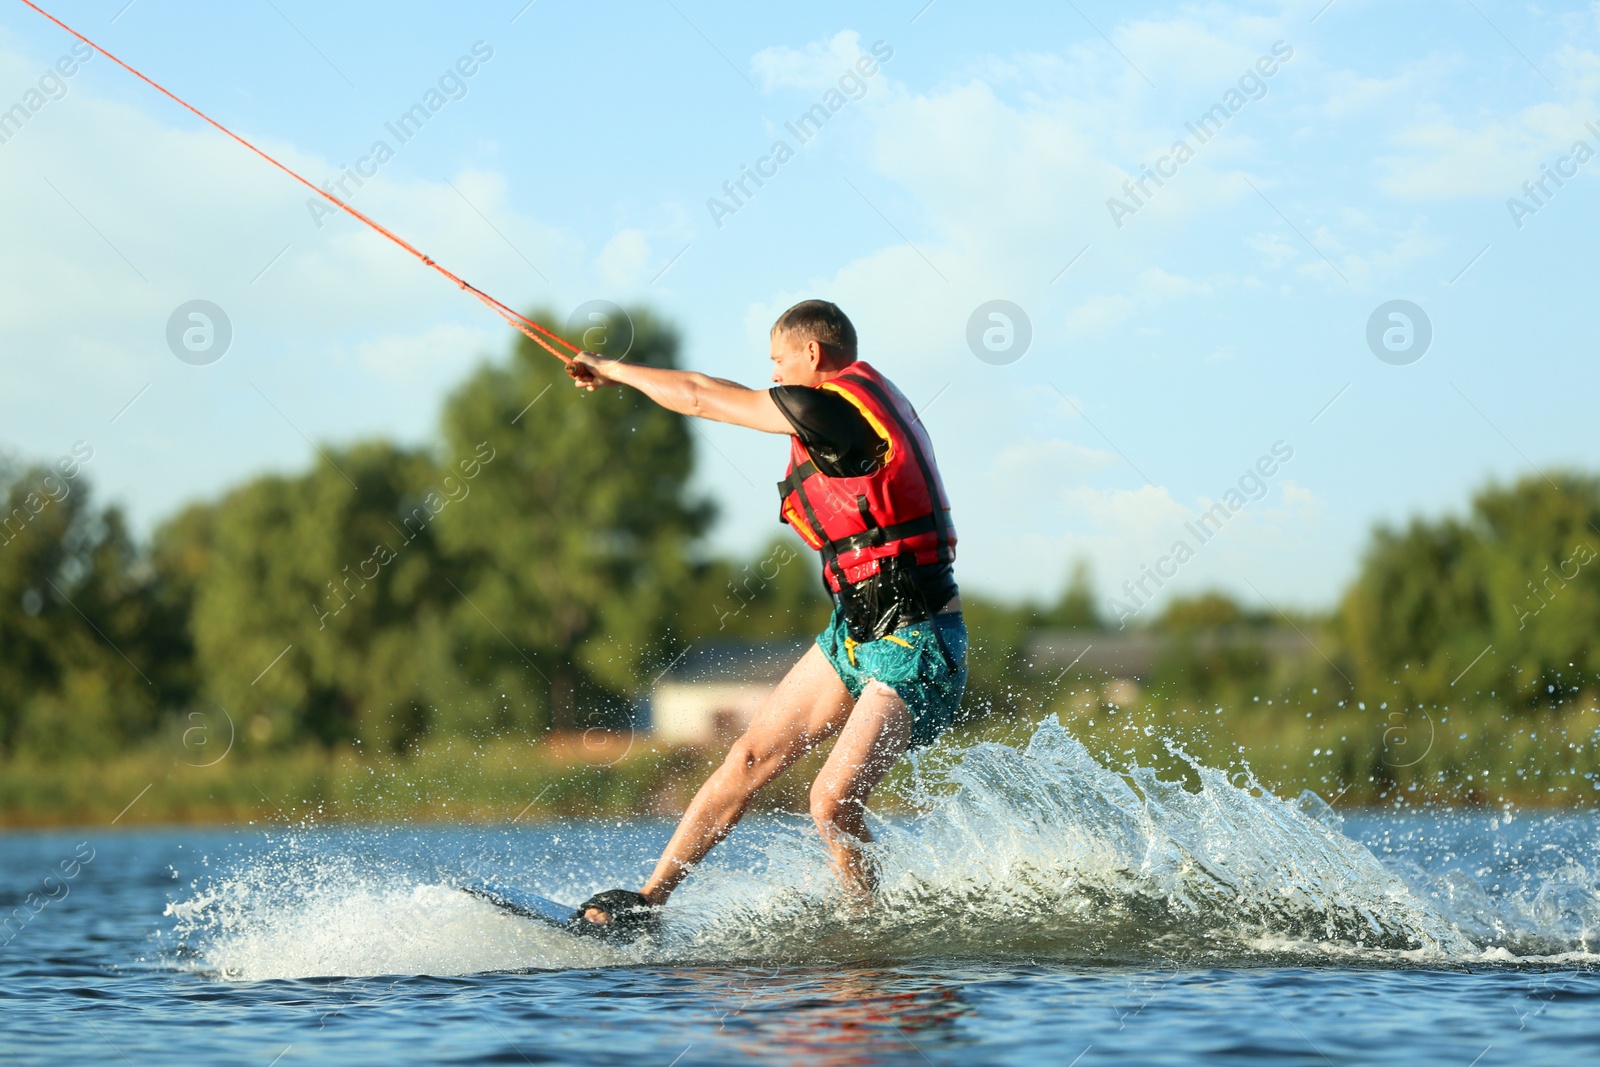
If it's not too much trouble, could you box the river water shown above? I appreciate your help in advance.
[4,719,1599,1065]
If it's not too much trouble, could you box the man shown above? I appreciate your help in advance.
[565,300,966,935]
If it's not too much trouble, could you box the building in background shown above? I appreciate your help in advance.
[648,640,809,746]
[1027,628,1316,706]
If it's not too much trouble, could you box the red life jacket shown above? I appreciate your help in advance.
[776,361,957,595]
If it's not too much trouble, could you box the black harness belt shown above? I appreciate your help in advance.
[822,512,943,556]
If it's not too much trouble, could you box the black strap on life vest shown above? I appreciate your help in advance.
[821,512,941,555]
[775,459,818,502]
[780,458,849,588]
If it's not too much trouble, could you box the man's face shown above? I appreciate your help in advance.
[768,328,822,387]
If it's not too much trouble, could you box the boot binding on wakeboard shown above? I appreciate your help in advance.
[569,889,658,941]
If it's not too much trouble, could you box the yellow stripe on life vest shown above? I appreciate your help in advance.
[782,500,825,548]
[820,379,896,465]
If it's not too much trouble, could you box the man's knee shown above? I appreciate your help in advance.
[723,733,784,785]
[860,679,900,703]
[809,780,851,834]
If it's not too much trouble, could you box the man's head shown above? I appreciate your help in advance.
[769,300,857,386]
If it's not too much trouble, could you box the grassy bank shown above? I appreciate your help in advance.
[0,738,703,828]
[1026,686,1600,810]
[3,697,1597,828]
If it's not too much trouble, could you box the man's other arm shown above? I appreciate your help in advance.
[569,353,792,435]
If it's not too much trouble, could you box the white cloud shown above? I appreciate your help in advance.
[1065,482,1189,535]
[751,30,869,94]
[1065,472,1323,616]
[1115,12,1291,91]
[1317,51,1473,122]
[1236,195,1439,290]
[869,77,1120,281]
[593,204,694,289]
[994,438,1120,481]
[1065,268,1211,335]
[597,228,652,286]
[1246,230,1298,267]
[1378,104,1593,199]
[793,10,1321,313]
[1273,478,1320,520]
[355,322,495,389]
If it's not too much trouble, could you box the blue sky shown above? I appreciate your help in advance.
[1,0,1597,616]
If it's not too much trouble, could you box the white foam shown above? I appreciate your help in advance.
[167,859,621,979]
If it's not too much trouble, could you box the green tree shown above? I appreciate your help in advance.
[170,442,466,751]
[434,307,713,730]
[1042,559,1103,629]
[0,463,189,757]
[676,534,830,644]
[1146,592,1283,706]
[959,594,1041,723]
[1157,590,1269,632]
[1338,472,1600,709]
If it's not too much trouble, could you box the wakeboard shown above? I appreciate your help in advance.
[461,880,577,931]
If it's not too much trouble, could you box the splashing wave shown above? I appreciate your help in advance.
[168,717,1599,978]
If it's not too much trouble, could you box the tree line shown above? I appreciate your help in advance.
[4,307,1599,764]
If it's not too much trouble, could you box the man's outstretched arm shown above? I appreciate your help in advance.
[568,352,793,435]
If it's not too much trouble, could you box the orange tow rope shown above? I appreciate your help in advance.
[19,0,580,365]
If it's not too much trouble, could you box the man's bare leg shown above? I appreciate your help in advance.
[581,645,853,923]
[808,680,913,898]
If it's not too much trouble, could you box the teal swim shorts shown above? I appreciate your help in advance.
[816,605,969,749]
